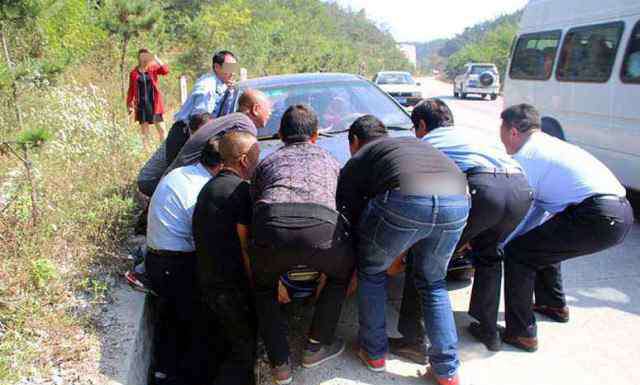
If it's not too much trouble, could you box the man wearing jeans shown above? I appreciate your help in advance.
[499,104,634,352]
[250,105,355,385]
[337,115,469,385]
[390,98,533,357]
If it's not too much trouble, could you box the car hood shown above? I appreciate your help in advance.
[378,84,421,94]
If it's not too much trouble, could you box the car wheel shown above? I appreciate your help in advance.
[461,90,467,99]
[453,83,458,98]
[491,94,498,101]
[482,93,487,99]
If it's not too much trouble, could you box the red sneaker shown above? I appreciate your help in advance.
[427,367,460,385]
[358,349,386,372]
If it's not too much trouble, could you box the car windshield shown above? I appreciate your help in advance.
[241,80,412,138]
[470,65,497,75]
[376,73,415,85]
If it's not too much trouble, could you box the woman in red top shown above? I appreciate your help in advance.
[127,49,169,146]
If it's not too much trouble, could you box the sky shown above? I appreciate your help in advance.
[333,0,529,42]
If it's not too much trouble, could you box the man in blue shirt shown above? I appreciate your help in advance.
[390,99,533,358]
[500,104,633,352]
[165,50,238,165]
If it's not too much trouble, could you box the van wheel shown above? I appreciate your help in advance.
[541,117,565,141]
[453,83,458,98]
[491,94,498,101]
[460,88,467,99]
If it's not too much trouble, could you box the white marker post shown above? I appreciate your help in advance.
[180,75,188,104]
[240,68,248,82]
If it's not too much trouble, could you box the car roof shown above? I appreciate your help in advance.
[466,63,497,67]
[237,73,365,89]
[376,71,412,75]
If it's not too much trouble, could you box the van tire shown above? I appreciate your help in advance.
[491,94,498,100]
[453,83,459,98]
[541,117,565,141]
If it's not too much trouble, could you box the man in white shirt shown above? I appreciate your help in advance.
[145,138,220,383]
[499,104,634,352]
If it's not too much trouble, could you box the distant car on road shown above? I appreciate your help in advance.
[372,71,423,107]
[453,63,500,100]
[215,73,473,279]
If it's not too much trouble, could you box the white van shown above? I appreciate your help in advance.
[503,0,640,190]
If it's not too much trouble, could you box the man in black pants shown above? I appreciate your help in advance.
[498,104,633,352]
[390,98,533,358]
[193,131,261,384]
[250,105,355,385]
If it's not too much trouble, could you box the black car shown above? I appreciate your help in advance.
[217,73,473,280]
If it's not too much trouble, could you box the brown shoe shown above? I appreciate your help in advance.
[533,304,570,323]
[502,334,538,352]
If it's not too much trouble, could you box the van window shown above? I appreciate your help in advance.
[556,22,624,83]
[621,21,640,83]
[510,31,561,80]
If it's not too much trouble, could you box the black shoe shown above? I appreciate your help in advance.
[468,322,502,351]
[388,337,428,365]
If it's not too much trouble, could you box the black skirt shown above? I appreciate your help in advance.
[136,71,163,124]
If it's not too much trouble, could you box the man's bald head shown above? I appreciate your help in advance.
[219,131,260,179]
[219,131,257,163]
[238,89,272,129]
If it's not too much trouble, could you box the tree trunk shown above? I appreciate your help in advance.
[0,23,24,131]
[120,34,129,103]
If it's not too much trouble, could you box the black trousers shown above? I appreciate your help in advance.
[146,252,203,383]
[202,288,257,385]
[250,203,356,366]
[165,120,189,166]
[504,195,634,338]
[398,172,533,340]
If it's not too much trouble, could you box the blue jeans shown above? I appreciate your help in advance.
[357,190,469,377]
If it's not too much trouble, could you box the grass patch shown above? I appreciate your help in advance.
[0,82,150,382]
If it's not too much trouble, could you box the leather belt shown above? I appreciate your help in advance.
[590,194,627,203]
[147,248,195,258]
[466,166,523,176]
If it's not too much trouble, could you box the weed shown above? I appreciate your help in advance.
[30,259,58,289]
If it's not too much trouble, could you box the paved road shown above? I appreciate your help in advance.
[258,78,640,385]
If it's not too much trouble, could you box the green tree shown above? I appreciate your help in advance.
[102,0,162,99]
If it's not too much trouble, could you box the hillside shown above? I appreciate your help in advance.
[415,10,523,77]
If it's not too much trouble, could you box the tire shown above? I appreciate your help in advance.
[481,94,487,99]
[491,94,497,101]
[479,71,495,87]
[453,83,458,98]
[461,91,467,99]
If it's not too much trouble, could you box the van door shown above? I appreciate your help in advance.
[555,22,625,151]
[611,19,640,189]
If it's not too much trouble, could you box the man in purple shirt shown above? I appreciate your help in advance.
[250,105,355,385]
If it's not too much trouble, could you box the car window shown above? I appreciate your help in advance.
[621,20,640,83]
[510,30,562,80]
[470,66,497,75]
[376,73,415,85]
[238,80,412,138]
[556,22,624,83]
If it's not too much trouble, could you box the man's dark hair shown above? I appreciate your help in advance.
[500,104,541,133]
[212,50,236,69]
[411,98,454,131]
[348,115,388,144]
[188,111,211,134]
[138,48,150,56]
[279,104,318,143]
[201,137,221,167]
